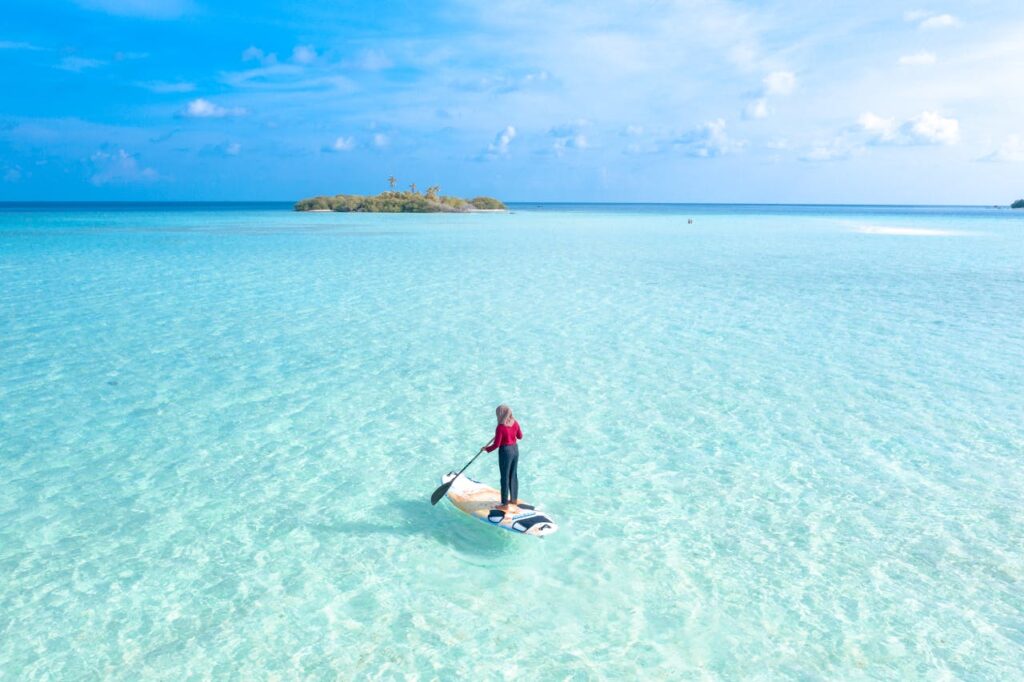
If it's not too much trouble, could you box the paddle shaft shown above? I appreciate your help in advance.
[430,442,490,505]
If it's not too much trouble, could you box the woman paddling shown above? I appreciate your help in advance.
[480,404,524,513]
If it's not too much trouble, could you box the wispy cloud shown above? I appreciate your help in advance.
[859,111,959,145]
[919,13,960,29]
[149,128,181,143]
[801,139,858,162]
[452,70,552,94]
[57,56,106,72]
[242,46,277,65]
[373,133,389,148]
[905,11,961,29]
[179,98,247,118]
[674,119,744,157]
[200,141,242,157]
[548,121,588,156]
[291,45,317,65]
[348,50,392,71]
[73,0,192,19]
[323,136,356,152]
[114,51,149,61]
[88,148,158,185]
[220,62,354,92]
[743,70,796,119]
[763,70,796,96]
[977,135,1024,162]
[898,51,936,66]
[0,40,44,51]
[137,80,196,93]
[744,98,769,120]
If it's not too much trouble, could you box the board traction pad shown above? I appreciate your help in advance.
[442,472,558,537]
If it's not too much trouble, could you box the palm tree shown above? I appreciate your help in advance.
[425,185,440,200]
[409,183,417,194]
[387,176,397,190]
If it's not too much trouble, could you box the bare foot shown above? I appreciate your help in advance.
[495,504,519,513]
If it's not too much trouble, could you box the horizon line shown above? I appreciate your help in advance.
[0,200,1014,209]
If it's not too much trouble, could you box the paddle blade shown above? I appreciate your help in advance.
[430,480,452,506]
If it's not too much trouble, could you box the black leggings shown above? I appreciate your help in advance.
[498,444,519,504]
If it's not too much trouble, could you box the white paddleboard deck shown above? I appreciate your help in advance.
[442,472,558,537]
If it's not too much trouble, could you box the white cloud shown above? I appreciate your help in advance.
[137,80,195,93]
[920,13,960,29]
[88,149,158,185]
[351,50,392,71]
[180,98,247,118]
[763,70,796,96]
[858,112,899,142]
[898,51,936,66]
[809,111,959,161]
[291,45,317,65]
[478,126,517,160]
[859,111,959,146]
[801,132,861,162]
[199,141,243,157]
[743,71,794,119]
[73,0,191,19]
[57,56,105,72]
[744,98,769,119]
[905,111,959,144]
[675,119,744,157]
[978,135,1024,162]
[622,125,659,154]
[325,136,356,152]
[373,133,389,148]
[553,134,587,156]
[548,121,589,156]
[492,125,517,154]
[3,166,23,182]
[0,41,43,51]
[242,46,277,65]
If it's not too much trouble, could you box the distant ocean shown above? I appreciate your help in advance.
[2,203,1022,678]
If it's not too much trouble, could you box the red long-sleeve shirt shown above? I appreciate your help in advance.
[485,421,523,452]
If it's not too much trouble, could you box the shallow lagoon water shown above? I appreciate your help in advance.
[1,203,1022,679]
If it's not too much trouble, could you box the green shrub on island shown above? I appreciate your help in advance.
[294,190,505,213]
[1012,199,1024,209]
[469,196,506,210]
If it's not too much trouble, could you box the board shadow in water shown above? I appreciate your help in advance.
[306,498,516,559]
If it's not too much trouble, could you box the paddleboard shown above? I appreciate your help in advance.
[441,472,558,537]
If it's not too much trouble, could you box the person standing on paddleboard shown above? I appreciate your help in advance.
[480,404,523,513]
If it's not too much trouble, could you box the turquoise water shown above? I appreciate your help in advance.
[1,203,1022,679]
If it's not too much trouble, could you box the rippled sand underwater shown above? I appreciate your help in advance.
[1,203,1022,679]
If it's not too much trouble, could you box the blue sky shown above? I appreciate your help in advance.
[1,0,1022,203]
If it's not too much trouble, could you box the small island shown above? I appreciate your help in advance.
[295,179,506,213]
[1011,199,1024,209]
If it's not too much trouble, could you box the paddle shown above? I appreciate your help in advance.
[430,444,489,505]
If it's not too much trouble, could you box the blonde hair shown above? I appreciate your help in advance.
[496,404,515,426]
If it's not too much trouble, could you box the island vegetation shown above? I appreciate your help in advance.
[295,178,506,213]
[1011,199,1024,209]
